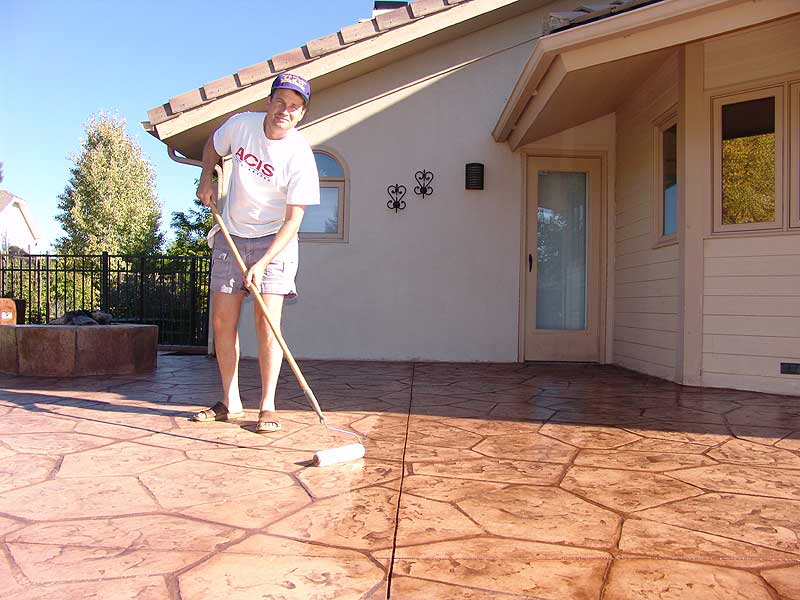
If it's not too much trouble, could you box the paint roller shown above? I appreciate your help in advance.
[208,200,366,467]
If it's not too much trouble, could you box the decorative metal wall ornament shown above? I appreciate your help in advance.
[386,184,407,213]
[413,169,434,198]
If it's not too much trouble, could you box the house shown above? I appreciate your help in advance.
[143,0,800,395]
[0,190,42,254]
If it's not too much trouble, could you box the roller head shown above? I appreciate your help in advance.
[312,443,365,467]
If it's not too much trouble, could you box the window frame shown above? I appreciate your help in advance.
[300,148,349,243]
[712,86,784,233]
[653,108,678,247]
[791,82,799,229]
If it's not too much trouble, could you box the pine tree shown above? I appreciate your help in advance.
[55,113,164,255]
[167,196,213,256]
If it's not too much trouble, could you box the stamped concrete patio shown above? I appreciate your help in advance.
[1,355,799,599]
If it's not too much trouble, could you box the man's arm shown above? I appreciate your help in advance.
[244,204,306,290]
[196,135,221,208]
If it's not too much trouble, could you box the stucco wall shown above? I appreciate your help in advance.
[233,6,565,361]
[699,17,800,395]
[612,52,680,381]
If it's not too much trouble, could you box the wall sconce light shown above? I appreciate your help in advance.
[387,184,407,213]
[465,163,484,190]
[414,169,434,199]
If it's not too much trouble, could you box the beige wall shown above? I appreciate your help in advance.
[699,16,800,395]
[233,2,575,361]
[612,52,680,381]
[703,236,800,395]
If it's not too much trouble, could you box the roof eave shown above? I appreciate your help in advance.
[146,0,551,158]
[494,0,799,148]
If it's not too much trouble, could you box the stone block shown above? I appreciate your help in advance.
[1,325,158,377]
[132,325,159,372]
[18,326,76,377]
[0,326,18,373]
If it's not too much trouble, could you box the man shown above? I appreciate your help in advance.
[192,73,319,433]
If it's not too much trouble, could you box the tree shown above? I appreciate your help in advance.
[721,133,775,225]
[167,195,212,256]
[55,113,164,255]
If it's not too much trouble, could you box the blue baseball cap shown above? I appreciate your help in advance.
[271,73,311,103]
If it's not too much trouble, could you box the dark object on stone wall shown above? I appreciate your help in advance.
[48,310,114,326]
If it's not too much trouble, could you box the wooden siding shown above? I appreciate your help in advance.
[613,52,679,381]
[702,236,800,395]
[704,15,800,91]
[700,17,800,395]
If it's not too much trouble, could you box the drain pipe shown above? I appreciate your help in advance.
[166,146,223,357]
[167,146,223,181]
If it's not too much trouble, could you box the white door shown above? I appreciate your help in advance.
[525,156,603,361]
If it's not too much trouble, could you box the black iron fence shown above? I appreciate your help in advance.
[0,253,211,346]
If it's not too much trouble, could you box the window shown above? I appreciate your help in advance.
[713,87,784,232]
[300,150,347,241]
[654,110,677,245]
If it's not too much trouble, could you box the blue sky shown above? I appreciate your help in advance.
[1,0,372,251]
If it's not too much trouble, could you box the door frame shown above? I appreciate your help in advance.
[518,150,610,363]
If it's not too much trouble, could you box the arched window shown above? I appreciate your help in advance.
[300,150,347,241]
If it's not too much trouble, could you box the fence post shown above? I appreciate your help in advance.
[189,256,197,345]
[139,255,146,322]
[45,254,51,322]
[101,252,109,312]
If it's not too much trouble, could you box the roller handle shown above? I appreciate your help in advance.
[208,201,327,424]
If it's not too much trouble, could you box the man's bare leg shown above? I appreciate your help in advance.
[211,291,245,414]
[254,293,285,426]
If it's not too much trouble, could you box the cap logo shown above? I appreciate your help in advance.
[279,74,306,88]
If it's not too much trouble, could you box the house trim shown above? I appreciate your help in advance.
[494,0,800,150]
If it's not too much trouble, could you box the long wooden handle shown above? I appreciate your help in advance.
[208,201,326,423]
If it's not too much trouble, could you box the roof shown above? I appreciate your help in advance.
[143,0,556,159]
[147,0,662,130]
[494,0,800,149]
[145,0,473,129]
[0,190,42,239]
[543,0,666,34]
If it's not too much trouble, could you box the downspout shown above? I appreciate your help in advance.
[167,146,223,182]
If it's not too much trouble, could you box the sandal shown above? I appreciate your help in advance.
[256,410,282,434]
[191,402,245,422]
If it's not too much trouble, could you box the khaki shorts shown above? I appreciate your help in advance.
[210,232,299,298]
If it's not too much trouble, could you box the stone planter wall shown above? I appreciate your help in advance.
[0,325,158,377]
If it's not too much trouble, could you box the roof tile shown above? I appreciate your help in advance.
[169,89,205,114]
[375,5,413,31]
[340,19,379,45]
[272,47,311,72]
[147,104,173,126]
[147,0,475,124]
[236,61,273,86]
[409,0,449,18]
[307,32,344,58]
[203,75,238,100]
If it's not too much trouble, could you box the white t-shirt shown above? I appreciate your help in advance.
[209,112,319,241]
